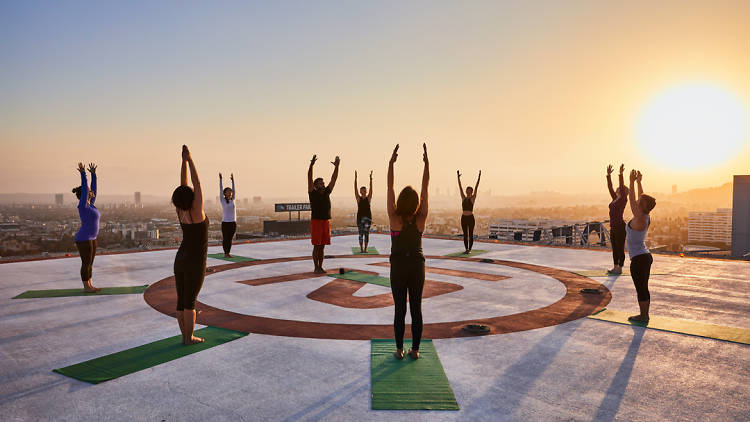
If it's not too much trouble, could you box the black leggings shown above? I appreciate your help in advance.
[75,240,97,281]
[610,222,626,267]
[461,214,475,251]
[390,255,425,351]
[630,253,653,302]
[221,222,237,255]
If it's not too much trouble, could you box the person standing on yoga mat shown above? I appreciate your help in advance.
[354,170,373,253]
[626,169,656,323]
[172,145,208,345]
[73,162,101,293]
[308,154,340,273]
[387,143,429,360]
[457,169,480,254]
[219,172,236,258]
[606,164,629,274]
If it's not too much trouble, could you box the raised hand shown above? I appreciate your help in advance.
[331,156,340,166]
[77,162,85,173]
[230,173,234,181]
[182,145,191,161]
[422,143,428,162]
[607,164,613,176]
[390,144,399,163]
[619,164,625,174]
[630,169,637,182]
[87,163,97,173]
[310,155,317,166]
[478,170,481,179]
[369,170,373,179]
[219,172,223,179]
[457,170,462,178]
[636,171,642,183]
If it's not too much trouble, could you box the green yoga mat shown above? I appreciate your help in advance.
[13,285,149,299]
[207,253,259,263]
[371,339,459,410]
[588,308,750,345]
[53,326,248,384]
[329,270,390,287]
[573,270,669,277]
[445,249,489,257]
[352,247,379,255]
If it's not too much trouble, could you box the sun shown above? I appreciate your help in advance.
[635,82,749,169]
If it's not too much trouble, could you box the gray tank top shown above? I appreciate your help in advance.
[626,215,650,259]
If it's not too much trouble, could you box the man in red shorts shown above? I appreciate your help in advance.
[307,154,340,273]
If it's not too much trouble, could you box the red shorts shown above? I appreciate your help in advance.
[310,219,331,246]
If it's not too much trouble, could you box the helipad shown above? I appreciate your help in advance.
[1,235,748,421]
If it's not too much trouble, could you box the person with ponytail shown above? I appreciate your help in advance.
[387,143,429,360]
[171,145,208,345]
[73,162,101,293]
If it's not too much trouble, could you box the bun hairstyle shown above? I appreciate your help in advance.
[72,186,82,200]
[617,185,630,196]
[395,186,419,220]
[640,194,656,214]
[223,187,232,203]
[172,185,195,211]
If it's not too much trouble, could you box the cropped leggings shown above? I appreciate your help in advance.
[358,217,371,244]
[75,240,97,281]
[630,253,653,302]
[221,221,237,255]
[390,255,425,351]
[610,222,626,267]
[461,214,475,251]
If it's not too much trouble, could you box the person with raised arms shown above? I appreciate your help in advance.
[73,162,101,293]
[387,143,429,360]
[626,169,656,323]
[219,172,236,258]
[354,170,373,253]
[457,169,481,254]
[307,154,340,273]
[171,145,208,345]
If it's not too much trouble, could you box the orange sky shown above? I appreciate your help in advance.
[1,1,749,199]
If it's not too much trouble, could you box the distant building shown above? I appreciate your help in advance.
[688,208,732,245]
[672,185,677,194]
[55,194,63,206]
[253,196,262,204]
[243,198,249,206]
[134,192,142,207]
[732,175,750,258]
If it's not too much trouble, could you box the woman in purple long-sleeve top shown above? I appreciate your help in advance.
[72,162,101,292]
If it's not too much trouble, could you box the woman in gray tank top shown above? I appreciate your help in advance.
[626,169,657,323]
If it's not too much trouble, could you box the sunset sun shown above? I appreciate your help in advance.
[636,82,749,169]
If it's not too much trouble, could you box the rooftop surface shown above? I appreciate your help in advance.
[1,235,748,421]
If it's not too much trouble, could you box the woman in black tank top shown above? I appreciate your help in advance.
[457,170,481,254]
[170,145,208,345]
[354,170,373,253]
[387,143,429,360]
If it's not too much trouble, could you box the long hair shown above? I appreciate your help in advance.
[72,186,82,200]
[172,185,194,212]
[395,186,419,221]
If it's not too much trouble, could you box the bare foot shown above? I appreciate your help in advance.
[313,267,325,274]
[393,349,404,360]
[408,349,419,360]
[628,315,649,323]
[84,287,100,293]
[183,336,205,345]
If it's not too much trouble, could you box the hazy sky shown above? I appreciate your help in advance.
[2,1,749,199]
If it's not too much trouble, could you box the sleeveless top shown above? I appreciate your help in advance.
[462,197,474,212]
[357,197,372,221]
[390,216,423,258]
[626,215,650,259]
[175,216,209,268]
[309,187,332,220]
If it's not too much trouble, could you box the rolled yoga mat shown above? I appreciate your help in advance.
[588,308,750,345]
[13,285,149,299]
[53,326,248,384]
[371,339,459,410]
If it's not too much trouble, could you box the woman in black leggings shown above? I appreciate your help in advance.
[387,143,429,360]
[457,169,481,254]
[606,164,628,274]
[171,145,208,345]
[626,169,656,323]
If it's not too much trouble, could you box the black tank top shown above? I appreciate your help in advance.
[357,197,372,221]
[462,197,474,212]
[176,216,209,267]
[390,216,423,257]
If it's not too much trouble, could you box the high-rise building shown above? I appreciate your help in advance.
[55,194,63,206]
[135,191,142,207]
[731,175,750,258]
[253,196,262,204]
[688,208,732,245]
